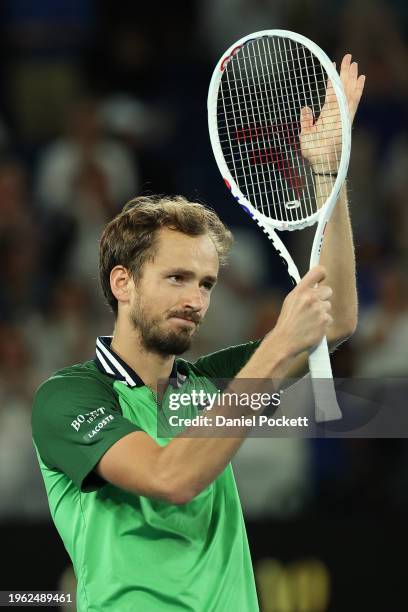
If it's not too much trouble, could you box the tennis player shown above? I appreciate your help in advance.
[32,55,364,611]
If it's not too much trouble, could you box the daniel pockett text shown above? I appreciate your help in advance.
[166,390,309,430]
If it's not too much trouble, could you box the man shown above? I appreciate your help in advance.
[32,55,364,611]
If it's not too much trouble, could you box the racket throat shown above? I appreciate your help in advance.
[258,221,301,285]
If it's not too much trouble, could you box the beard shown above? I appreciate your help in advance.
[130,299,201,357]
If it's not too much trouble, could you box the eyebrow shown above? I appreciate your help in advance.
[164,268,218,284]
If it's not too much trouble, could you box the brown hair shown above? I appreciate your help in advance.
[99,195,233,316]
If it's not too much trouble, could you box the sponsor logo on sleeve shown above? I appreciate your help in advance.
[71,407,110,432]
[86,415,115,440]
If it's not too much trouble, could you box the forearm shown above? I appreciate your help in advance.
[317,180,358,342]
[156,264,334,504]
[266,182,357,378]
[260,182,357,378]
[157,344,293,504]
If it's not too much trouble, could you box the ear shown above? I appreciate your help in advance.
[110,266,134,308]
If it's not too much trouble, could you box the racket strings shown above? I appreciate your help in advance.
[218,36,342,224]
[238,36,291,222]
[301,41,339,192]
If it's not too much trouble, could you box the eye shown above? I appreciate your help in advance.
[202,281,214,291]
[168,275,183,283]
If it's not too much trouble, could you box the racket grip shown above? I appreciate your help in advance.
[308,337,342,423]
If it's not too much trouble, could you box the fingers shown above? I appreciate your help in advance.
[298,265,326,289]
[357,73,366,89]
[323,77,336,110]
[349,61,358,83]
[324,312,334,329]
[356,74,366,99]
[313,286,333,331]
[300,106,314,132]
[277,266,334,353]
[315,284,333,301]
[340,53,352,83]
[338,52,366,123]
[341,54,355,99]
[340,54,357,90]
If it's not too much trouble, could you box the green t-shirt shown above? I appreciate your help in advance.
[32,336,261,612]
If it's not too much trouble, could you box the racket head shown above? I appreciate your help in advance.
[208,30,351,232]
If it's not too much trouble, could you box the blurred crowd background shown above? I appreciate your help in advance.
[0,1,407,610]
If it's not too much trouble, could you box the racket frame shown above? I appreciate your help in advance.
[208,29,352,422]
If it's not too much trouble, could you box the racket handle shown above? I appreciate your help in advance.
[308,337,342,422]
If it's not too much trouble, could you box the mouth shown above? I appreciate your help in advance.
[169,316,196,327]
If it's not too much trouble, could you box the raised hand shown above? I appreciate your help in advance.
[265,265,333,358]
[299,54,366,173]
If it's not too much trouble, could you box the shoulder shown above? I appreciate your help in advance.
[34,360,113,398]
[177,339,262,379]
[31,360,142,489]
[32,361,118,427]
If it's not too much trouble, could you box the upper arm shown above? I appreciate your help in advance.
[95,430,168,500]
[32,373,142,492]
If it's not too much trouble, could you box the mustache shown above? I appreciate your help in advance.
[168,310,202,325]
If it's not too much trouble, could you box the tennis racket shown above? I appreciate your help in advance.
[208,30,352,422]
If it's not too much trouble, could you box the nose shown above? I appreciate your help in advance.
[181,284,204,312]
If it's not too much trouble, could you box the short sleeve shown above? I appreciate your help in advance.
[193,340,262,379]
[32,372,142,491]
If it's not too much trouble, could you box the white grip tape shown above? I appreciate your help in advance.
[308,336,342,422]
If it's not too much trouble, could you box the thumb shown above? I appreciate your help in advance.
[300,106,314,132]
[298,265,326,290]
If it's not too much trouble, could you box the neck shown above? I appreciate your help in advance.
[111,321,175,394]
